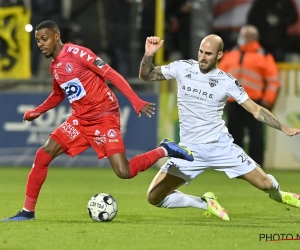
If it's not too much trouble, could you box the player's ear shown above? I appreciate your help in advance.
[217,51,223,60]
[55,32,60,42]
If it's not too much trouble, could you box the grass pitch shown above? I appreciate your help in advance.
[0,167,300,250]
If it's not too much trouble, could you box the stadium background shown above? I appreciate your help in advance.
[0,0,300,169]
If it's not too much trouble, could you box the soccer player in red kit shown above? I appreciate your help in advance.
[2,20,193,221]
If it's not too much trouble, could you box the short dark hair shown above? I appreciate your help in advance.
[36,20,60,32]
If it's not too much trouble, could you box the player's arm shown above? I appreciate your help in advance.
[23,79,65,121]
[139,36,166,82]
[83,49,155,117]
[105,68,155,117]
[241,99,300,136]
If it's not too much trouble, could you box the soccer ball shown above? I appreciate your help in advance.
[87,193,118,222]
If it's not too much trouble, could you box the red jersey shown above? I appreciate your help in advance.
[34,44,148,120]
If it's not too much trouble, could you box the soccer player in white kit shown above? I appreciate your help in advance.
[139,35,300,221]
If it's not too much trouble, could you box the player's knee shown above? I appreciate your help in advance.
[147,190,163,206]
[114,168,130,179]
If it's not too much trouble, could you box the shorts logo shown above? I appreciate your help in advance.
[107,129,117,138]
[66,62,73,73]
[59,121,80,140]
[94,135,106,146]
[109,139,119,142]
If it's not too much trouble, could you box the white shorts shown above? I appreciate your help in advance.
[161,133,257,183]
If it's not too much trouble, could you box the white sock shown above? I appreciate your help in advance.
[265,174,282,202]
[156,190,207,210]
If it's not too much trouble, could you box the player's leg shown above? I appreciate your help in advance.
[147,159,230,221]
[108,139,192,179]
[24,136,64,211]
[147,170,206,208]
[1,137,64,222]
[238,167,300,208]
[89,115,193,179]
[216,134,299,208]
[2,116,90,221]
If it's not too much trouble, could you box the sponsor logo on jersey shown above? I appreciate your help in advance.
[182,85,214,99]
[57,62,62,67]
[93,57,106,69]
[61,78,86,103]
[208,78,218,87]
[107,129,117,138]
[66,62,73,73]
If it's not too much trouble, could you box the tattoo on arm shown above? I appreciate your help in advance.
[139,55,166,81]
[257,108,282,130]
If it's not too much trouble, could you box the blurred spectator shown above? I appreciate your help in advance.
[218,25,281,168]
[0,0,23,6]
[165,0,191,60]
[30,0,62,76]
[140,0,155,39]
[140,0,155,58]
[247,0,298,62]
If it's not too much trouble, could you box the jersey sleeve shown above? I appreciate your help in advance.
[75,47,148,114]
[34,79,66,113]
[105,68,148,114]
[226,75,249,104]
[161,61,180,79]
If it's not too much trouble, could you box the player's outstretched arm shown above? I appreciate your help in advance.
[241,99,300,136]
[139,36,166,82]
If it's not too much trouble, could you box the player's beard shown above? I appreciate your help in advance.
[200,56,218,74]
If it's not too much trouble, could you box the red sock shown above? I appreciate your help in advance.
[129,148,166,178]
[24,148,53,211]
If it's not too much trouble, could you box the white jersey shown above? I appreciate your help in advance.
[161,59,249,144]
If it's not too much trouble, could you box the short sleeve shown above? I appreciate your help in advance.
[227,77,249,104]
[161,61,180,80]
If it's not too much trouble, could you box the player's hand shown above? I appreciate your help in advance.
[138,103,156,118]
[145,36,164,56]
[282,126,300,136]
[23,110,42,121]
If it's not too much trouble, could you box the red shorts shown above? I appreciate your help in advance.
[51,114,125,159]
